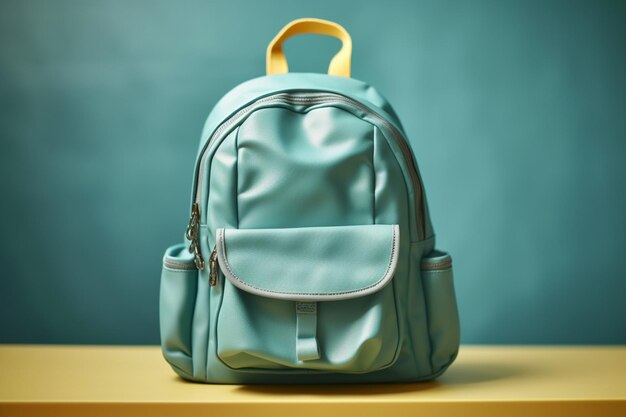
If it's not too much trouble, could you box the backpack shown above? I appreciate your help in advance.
[159,18,460,384]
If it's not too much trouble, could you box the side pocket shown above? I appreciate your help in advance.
[421,250,460,373]
[160,243,198,378]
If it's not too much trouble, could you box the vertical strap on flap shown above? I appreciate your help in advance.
[295,301,320,361]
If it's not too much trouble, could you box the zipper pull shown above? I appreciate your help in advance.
[185,203,204,270]
[209,246,219,286]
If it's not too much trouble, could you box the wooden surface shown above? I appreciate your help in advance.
[1,345,625,416]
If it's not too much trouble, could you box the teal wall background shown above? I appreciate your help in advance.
[1,0,625,344]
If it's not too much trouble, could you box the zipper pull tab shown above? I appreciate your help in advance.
[185,203,204,270]
[209,246,219,287]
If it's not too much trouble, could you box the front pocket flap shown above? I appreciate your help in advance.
[215,224,400,301]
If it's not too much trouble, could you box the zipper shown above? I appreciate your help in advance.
[186,92,426,270]
[186,205,219,286]
[209,246,219,286]
[185,202,204,270]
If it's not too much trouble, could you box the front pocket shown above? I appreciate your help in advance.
[160,243,198,377]
[421,250,460,372]
[214,224,401,373]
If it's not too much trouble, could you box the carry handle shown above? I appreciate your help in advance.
[266,18,352,78]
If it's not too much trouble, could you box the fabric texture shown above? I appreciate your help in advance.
[159,19,460,384]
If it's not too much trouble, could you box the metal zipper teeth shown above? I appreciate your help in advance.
[163,258,197,271]
[192,92,426,239]
[421,258,453,271]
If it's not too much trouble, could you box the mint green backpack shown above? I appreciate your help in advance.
[160,18,460,384]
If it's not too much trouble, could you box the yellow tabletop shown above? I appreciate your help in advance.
[0,345,624,417]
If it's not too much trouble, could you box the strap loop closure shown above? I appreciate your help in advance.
[296,301,320,361]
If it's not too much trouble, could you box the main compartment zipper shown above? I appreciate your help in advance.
[185,202,204,270]
[185,92,426,270]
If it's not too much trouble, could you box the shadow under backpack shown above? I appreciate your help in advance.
[159,18,460,384]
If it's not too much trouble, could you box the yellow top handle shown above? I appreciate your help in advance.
[266,18,352,78]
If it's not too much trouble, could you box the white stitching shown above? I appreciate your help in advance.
[220,226,397,297]
[217,225,399,299]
